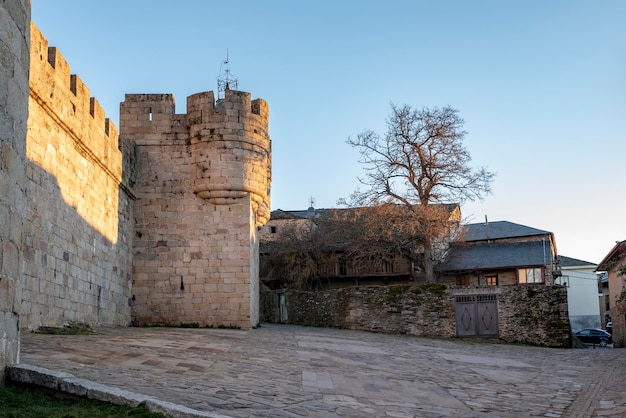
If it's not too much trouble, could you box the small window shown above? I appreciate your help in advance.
[270,226,277,234]
[486,275,498,286]
[518,268,543,284]
[456,276,470,286]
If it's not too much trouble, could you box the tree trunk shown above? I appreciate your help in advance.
[423,238,435,283]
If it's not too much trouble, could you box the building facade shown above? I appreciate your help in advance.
[555,256,600,332]
[597,241,626,347]
[438,221,561,287]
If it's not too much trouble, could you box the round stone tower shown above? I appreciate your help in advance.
[121,87,271,329]
[188,88,271,226]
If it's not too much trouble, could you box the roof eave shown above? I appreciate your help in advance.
[597,240,626,271]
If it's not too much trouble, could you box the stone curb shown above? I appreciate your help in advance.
[6,364,231,418]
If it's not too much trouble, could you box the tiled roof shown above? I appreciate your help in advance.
[558,255,596,268]
[271,203,460,221]
[439,240,554,272]
[270,207,319,219]
[268,209,306,220]
[463,221,551,242]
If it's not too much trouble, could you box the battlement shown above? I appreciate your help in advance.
[29,23,120,175]
[187,89,271,225]
[121,94,176,120]
[120,87,271,226]
[121,90,268,131]
[187,89,269,128]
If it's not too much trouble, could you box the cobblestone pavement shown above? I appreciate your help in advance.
[19,324,626,417]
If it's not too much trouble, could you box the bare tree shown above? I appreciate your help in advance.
[260,222,333,290]
[322,204,455,279]
[347,104,494,282]
[260,205,450,289]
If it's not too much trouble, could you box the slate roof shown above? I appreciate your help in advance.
[439,240,555,272]
[267,209,305,220]
[463,221,551,242]
[558,255,596,268]
[271,203,460,222]
[270,207,321,220]
[439,221,556,273]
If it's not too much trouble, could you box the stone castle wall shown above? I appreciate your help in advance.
[1,2,270,379]
[121,89,271,329]
[20,24,134,329]
[0,0,31,382]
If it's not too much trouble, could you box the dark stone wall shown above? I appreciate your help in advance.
[261,284,570,347]
[343,284,455,336]
[497,285,570,347]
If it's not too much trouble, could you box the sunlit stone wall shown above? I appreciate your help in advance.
[121,89,271,329]
[20,24,134,329]
[0,0,30,383]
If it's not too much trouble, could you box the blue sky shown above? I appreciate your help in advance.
[33,1,625,264]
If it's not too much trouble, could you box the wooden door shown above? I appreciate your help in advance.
[455,294,498,337]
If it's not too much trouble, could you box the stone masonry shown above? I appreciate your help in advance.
[0,0,31,383]
[1,2,271,360]
[121,89,271,329]
[22,24,134,329]
[261,284,570,347]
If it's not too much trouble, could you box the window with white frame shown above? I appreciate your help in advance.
[518,267,543,284]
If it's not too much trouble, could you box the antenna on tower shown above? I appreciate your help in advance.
[217,49,238,99]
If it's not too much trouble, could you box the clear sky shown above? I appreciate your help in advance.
[32,1,625,264]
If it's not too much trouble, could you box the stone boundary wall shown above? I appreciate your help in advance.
[261,284,570,347]
[0,0,31,383]
[496,285,570,347]
[19,23,134,329]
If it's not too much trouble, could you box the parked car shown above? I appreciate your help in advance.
[574,328,613,347]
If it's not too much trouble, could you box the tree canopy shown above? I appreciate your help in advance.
[259,204,457,289]
[348,104,494,207]
[346,104,494,282]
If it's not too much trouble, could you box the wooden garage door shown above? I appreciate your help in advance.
[455,294,498,337]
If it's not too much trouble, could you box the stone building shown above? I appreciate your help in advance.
[23,26,271,331]
[1,0,271,378]
[259,204,460,289]
[121,90,271,328]
[555,256,601,332]
[438,221,561,286]
[597,240,626,347]
[0,0,31,383]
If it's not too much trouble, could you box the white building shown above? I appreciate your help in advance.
[556,256,601,331]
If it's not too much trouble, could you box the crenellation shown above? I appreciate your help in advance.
[29,24,121,177]
[2,0,272,349]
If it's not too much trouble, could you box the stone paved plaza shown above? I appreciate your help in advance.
[18,324,626,417]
